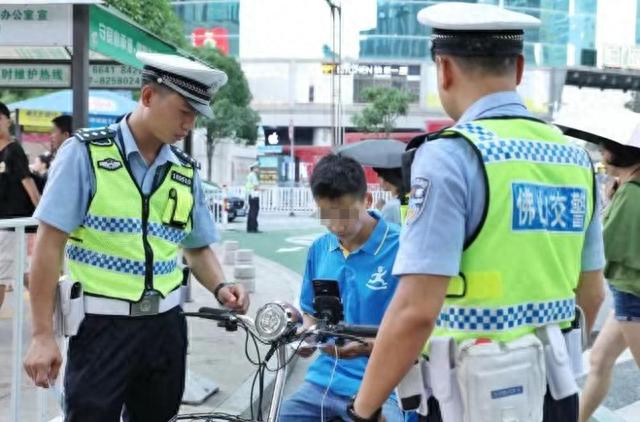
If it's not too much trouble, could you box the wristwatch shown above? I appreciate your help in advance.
[213,282,230,305]
[346,398,381,422]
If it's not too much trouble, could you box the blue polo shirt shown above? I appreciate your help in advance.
[300,212,400,397]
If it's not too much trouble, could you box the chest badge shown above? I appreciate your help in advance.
[97,158,123,171]
[366,266,388,291]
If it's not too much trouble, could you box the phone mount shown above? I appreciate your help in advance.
[313,294,344,325]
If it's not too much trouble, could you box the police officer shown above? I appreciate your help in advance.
[246,161,260,232]
[348,3,605,422]
[23,52,249,421]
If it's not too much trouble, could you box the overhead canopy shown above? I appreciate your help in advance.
[8,90,137,131]
[0,1,202,129]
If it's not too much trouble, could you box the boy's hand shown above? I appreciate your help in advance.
[321,340,374,359]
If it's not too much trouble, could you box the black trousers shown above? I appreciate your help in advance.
[64,307,188,422]
[420,388,578,422]
[247,196,260,232]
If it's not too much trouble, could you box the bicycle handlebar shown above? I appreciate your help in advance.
[334,323,378,338]
[182,307,235,322]
[184,304,380,343]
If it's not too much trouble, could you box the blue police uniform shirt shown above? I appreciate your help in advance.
[34,116,219,248]
[393,91,605,277]
[300,212,400,398]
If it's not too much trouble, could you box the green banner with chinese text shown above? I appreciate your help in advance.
[89,5,176,68]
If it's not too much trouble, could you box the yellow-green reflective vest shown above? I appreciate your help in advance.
[429,118,595,349]
[67,130,195,302]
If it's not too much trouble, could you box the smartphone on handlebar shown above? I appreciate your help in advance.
[312,279,343,325]
[312,279,340,298]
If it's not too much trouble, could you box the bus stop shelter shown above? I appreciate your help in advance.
[0,2,215,420]
[0,0,183,130]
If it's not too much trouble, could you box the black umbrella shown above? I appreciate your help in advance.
[335,139,406,168]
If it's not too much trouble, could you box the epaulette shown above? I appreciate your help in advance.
[170,145,201,169]
[74,127,116,146]
[405,128,452,151]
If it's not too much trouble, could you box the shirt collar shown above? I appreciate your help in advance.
[457,90,529,124]
[328,211,390,256]
[117,115,182,166]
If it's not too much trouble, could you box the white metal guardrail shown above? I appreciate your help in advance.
[211,186,391,217]
[0,217,55,422]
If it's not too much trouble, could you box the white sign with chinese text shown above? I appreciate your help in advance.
[0,63,141,89]
[602,44,640,70]
[0,5,72,46]
[0,63,70,87]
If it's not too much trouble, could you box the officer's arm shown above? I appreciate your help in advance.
[183,246,226,294]
[575,270,605,333]
[28,222,68,337]
[184,246,247,312]
[354,274,450,418]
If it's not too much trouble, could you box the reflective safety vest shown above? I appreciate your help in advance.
[429,118,595,347]
[400,195,409,224]
[66,128,195,302]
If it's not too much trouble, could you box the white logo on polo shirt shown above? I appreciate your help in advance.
[366,266,388,290]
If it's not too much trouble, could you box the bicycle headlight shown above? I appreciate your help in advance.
[255,302,302,342]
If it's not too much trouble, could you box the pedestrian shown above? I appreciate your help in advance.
[348,3,605,422]
[246,161,261,233]
[0,101,40,311]
[31,152,52,192]
[23,52,249,422]
[579,127,640,422]
[372,167,407,225]
[50,114,72,157]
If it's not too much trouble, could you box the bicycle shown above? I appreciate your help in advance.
[176,302,379,422]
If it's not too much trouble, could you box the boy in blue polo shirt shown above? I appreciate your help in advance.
[279,154,403,422]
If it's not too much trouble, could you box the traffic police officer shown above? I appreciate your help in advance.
[246,161,260,232]
[23,52,249,421]
[348,3,605,422]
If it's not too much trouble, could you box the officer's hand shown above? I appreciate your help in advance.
[321,340,374,359]
[218,283,249,314]
[23,334,62,388]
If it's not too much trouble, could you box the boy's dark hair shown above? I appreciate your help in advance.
[52,115,72,134]
[0,101,10,119]
[602,140,640,168]
[311,154,367,200]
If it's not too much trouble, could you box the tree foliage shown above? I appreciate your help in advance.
[105,0,187,48]
[189,46,260,143]
[352,87,413,136]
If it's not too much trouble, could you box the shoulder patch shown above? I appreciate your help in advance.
[405,177,431,225]
[170,145,200,169]
[97,158,123,171]
[74,127,116,146]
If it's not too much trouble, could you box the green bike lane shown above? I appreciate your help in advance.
[220,227,324,276]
